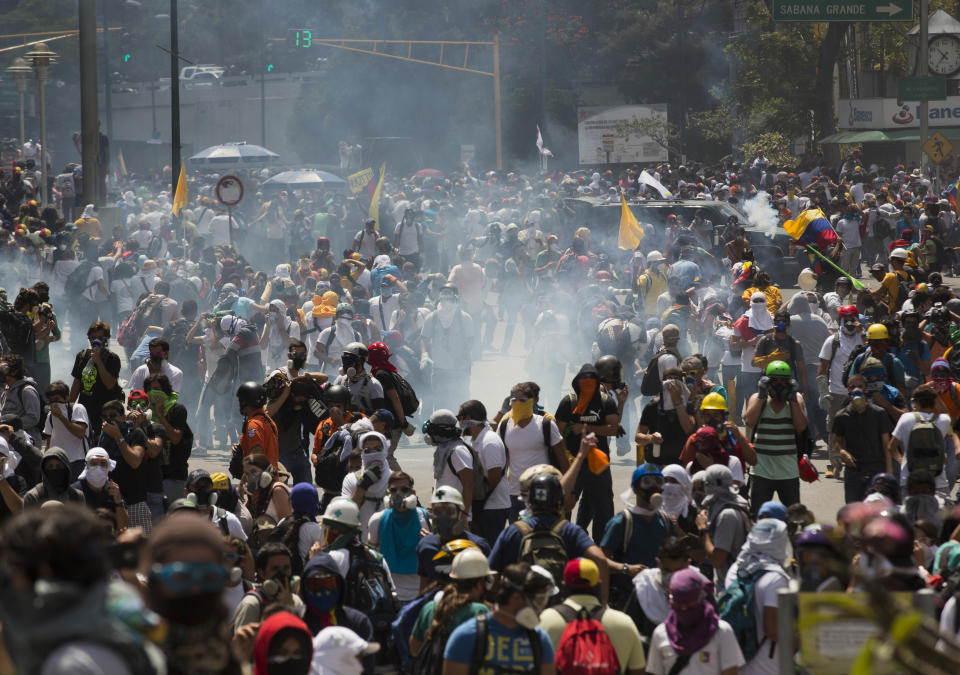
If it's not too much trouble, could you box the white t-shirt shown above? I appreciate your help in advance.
[817,333,864,394]
[298,520,323,563]
[474,426,511,510]
[502,416,563,495]
[435,442,474,496]
[367,507,430,602]
[341,471,385,540]
[394,221,421,256]
[836,217,862,249]
[211,508,247,540]
[110,277,147,315]
[739,570,789,675]
[128,361,184,394]
[448,263,487,314]
[301,314,332,367]
[132,229,153,249]
[208,214,235,247]
[333,374,385,414]
[892,411,951,490]
[646,620,745,675]
[939,595,960,643]
[42,403,89,463]
[369,295,400,332]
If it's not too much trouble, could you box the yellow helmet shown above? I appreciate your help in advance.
[700,392,728,412]
[432,539,481,575]
[866,324,889,340]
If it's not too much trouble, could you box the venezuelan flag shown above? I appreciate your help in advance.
[783,208,837,251]
[948,176,960,209]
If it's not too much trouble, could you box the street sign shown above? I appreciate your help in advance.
[215,175,244,206]
[898,76,947,102]
[922,131,953,165]
[772,0,913,22]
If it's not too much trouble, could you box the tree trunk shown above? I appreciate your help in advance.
[814,22,850,165]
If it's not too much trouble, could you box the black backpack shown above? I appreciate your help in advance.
[164,318,193,366]
[414,622,453,675]
[640,348,676,396]
[267,513,310,575]
[342,543,398,639]
[0,306,34,360]
[392,373,420,418]
[64,261,97,300]
[314,428,355,492]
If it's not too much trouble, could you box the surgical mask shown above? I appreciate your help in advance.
[512,604,541,630]
[84,466,110,489]
[841,321,857,335]
[434,513,464,538]
[510,398,535,421]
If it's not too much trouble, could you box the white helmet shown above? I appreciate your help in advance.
[890,248,909,261]
[450,548,493,580]
[431,486,465,511]
[646,250,665,264]
[322,497,361,529]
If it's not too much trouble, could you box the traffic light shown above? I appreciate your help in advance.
[267,64,274,72]
[123,53,131,63]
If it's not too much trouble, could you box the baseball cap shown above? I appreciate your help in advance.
[757,501,787,522]
[209,472,231,491]
[563,557,601,591]
[186,468,212,488]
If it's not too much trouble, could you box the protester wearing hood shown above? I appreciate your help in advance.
[246,611,313,675]
[0,504,162,675]
[23,446,84,508]
[312,625,380,675]
[661,463,697,532]
[367,341,415,457]
[696,463,750,590]
[646,567,745,675]
[303,290,338,367]
[554,363,620,542]
[0,353,42,445]
[261,298,302,372]
[731,292,774,425]
[341,430,393,539]
[832,383,893,503]
[724,518,792,675]
[684,425,745,484]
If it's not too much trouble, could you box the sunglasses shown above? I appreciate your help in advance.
[150,562,228,595]
[303,574,338,592]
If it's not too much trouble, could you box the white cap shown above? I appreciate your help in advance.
[890,248,909,261]
[646,250,665,263]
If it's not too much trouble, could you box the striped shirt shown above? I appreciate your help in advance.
[752,399,800,480]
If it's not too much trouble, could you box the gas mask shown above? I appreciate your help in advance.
[634,475,664,510]
[385,491,417,511]
[341,355,362,379]
[288,353,307,371]
[432,512,464,538]
[512,602,541,630]
[850,395,868,413]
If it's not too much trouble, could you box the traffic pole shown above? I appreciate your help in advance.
[170,0,181,200]
[79,0,99,207]
[919,0,929,175]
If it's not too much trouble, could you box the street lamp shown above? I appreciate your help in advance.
[6,58,30,158]
[25,42,57,207]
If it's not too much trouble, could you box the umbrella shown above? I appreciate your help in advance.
[414,169,443,179]
[260,170,346,190]
[189,142,280,167]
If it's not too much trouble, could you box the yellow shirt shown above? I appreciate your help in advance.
[741,285,781,315]
[539,595,646,672]
[73,217,102,238]
[637,270,667,317]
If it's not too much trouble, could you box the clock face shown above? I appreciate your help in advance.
[929,35,960,76]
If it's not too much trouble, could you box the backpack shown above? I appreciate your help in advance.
[498,414,561,469]
[906,412,945,476]
[267,513,310,575]
[469,613,541,675]
[552,604,620,675]
[841,344,869,387]
[117,295,165,350]
[392,591,434,673]
[164,318,193,366]
[446,440,490,504]
[640,348,676,396]
[556,250,579,279]
[64,261,97,300]
[716,568,770,661]
[0,306,34,360]
[413,621,453,675]
[341,543,398,637]
[54,173,75,198]
[374,369,419,418]
[314,426,354,492]
[513,518,569,586]
[13,380,46,438]
[209,349,240,396]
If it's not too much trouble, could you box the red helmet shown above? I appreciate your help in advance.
[838,305,858,319]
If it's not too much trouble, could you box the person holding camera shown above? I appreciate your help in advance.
[265,367,327,485]
[98,398,153,532]
[69,320,122,439]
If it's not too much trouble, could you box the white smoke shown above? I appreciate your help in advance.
[742,190,779,239]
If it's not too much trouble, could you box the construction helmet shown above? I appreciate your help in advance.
[342,342,368,361]
[450,548,493,580]
[890,248,909,261]
[236,381,267,408]
[866,324,889,340]
[323,384,351,406]
[335,302,355,319]
[321,496,361,530]
[430,485,465,511]
[432,538,480,576]
[765,360,792,378]
[700,392,728,412]
[424,409,460,445]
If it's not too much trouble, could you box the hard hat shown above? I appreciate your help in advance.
[700,392,728,412]
[323,384,351,405]
[431,486,465,510]
[797,268,817,291]
[595,355,624,387]
[527,473,563,510]
[866,323,889,340]
[837,305,858,319]
[646,250,665,263]
[890,248,909,261]
[335,302,355,319]
[518,464,562,498]
[449,548,493,580]
[321,496,361,529]
[425,409,460,444]
[631,462,664,488]
[342,342,368,360]
[431,538,480,575]
[236,381,266,407]
[765,360,792,378]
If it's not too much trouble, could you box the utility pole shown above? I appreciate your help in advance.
[99,0,113,140]
[78,0,99,206]
[919,0,929,174]
[170,0,181,197]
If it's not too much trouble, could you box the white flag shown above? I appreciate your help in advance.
[638,170,673,199]
[536,125,553,157]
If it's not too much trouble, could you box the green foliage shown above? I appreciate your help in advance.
[740,131,794,166]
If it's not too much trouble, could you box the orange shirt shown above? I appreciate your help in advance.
[241,411,279,467]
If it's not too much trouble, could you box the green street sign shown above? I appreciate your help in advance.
[898,76,947,102]
[772,0,914,22]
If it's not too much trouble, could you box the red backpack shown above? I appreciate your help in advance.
[553,604,620,675]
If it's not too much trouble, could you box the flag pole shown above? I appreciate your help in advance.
[804,245,866,291]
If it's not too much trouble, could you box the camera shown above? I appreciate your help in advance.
[37,303,52,319]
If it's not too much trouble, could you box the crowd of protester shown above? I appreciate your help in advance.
[1,148,960,674]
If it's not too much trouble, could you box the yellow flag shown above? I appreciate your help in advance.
[368,162,385,230]
[617,192,644,250]
[172,160,188,217]
[117,147,128,177]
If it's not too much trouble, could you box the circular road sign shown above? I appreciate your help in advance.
[215,175,244,207]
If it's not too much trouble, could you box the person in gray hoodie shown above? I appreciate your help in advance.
[787,293,832,445]
[22,447,85,507]
[0,353,43,445]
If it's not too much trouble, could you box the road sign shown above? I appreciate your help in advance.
[898,76,947,102]
[922,131,953,165]
[215,175,244,206]
[772,0,913,22]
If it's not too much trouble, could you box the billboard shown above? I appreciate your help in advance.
[577,105,669,165]
[839,97,960,129]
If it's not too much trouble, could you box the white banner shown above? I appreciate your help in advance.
[577,105,669,164]
[839,97,960,129]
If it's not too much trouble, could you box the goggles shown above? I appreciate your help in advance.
[128,399,149,410]
[150,562,228,596]
[636,475,664,491]
[303,574,339,592]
